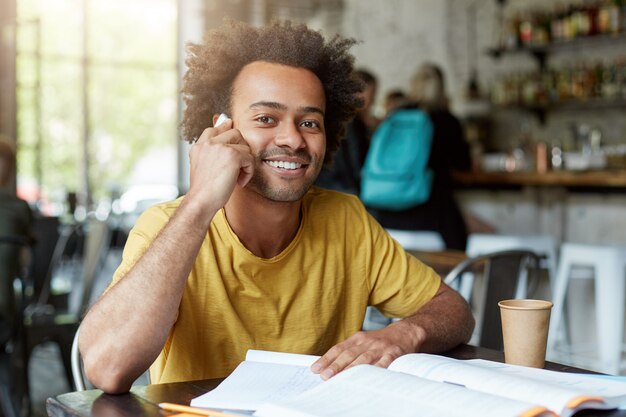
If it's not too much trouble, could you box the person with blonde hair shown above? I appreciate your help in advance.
[410,63,449,111]
[374,63,471,250]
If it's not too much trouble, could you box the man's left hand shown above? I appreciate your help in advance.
[310,320,424,380]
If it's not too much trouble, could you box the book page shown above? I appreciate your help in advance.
[467,360,626,411]
[190,361,322,411]
[245,349,320,367]
[469,359,626,397]
[254,365,554,417]
[389,354,619,416]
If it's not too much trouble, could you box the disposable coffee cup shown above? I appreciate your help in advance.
[498,299,553,368]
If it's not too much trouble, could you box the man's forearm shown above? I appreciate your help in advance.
[311,281,475,380]
[79,197,217,393]
[401,282,475,353]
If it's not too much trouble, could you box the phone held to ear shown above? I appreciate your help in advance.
[215,113,229,127]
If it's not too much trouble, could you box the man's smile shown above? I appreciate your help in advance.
[264,160,305,170]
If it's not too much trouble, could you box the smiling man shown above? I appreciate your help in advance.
[78,20,474,394]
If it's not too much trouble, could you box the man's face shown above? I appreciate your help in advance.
[230,61,326,202]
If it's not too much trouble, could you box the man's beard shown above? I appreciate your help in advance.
[245,148,321,202]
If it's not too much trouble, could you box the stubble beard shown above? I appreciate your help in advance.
[246,149,322,202]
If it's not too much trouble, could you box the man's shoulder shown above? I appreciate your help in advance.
[149,196,184,213]
[135,196,184,225]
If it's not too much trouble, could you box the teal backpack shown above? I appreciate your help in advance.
[360,109,434,210]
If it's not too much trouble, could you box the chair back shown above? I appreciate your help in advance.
[0,235,30,343]
[69,219,111,317]
[32,219,110,316]
[0,235,30,417]
[71,327,86,391]
[444,249,543,351]
[466,233,557,297]
[28,217,61,302]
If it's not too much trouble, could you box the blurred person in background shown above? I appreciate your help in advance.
[383,89,408,116]
[316,69,378,195]
[0,138,33,333]
[374,63,471,250]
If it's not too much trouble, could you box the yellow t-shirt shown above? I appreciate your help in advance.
[110,187,440,383]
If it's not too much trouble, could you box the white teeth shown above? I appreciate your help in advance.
[266,161,302,170]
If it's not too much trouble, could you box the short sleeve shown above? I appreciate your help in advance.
[108,201,176,289]
[365,217,441,318]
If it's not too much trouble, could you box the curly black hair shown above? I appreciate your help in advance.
[181,20,364,164]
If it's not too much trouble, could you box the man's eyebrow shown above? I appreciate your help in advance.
[249,101,325,116]
[301,106,325,117]
[250,101,287,111]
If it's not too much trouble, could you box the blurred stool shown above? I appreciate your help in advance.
[385,229,445,251]
[547,243,626,375]
[466,233,557,299]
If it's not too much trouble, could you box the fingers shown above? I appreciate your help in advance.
[184,119,256,211]
[311,329,411,381]
[237,151,255,188]
[189,120,254,184]
[311,343,345,379]
[194,119,243,146]
[311,333,379,380]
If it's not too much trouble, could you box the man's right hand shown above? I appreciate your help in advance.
[186,118,255,211]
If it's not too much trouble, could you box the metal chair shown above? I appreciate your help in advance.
[444,249,543,351]
[1,235,31,417]
[22,219,111,393]
[466,233,558,297]
[548,242,626,375]
[70,327,86,392]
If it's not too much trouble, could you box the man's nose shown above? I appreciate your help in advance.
[275,121,305,149]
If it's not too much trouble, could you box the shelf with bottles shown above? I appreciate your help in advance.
[487,32,626,67]
[490,1,626,68]
[489,57,626,122]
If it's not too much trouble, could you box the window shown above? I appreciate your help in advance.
[17,0,178,216]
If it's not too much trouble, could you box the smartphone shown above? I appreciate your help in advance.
[215,113,229,127]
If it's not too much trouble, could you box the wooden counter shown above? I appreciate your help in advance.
[453,170,626,189]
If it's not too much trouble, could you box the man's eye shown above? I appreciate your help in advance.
[256,116,275,124]
[301,120,320,129]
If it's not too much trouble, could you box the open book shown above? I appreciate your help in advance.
[190,350,626,417]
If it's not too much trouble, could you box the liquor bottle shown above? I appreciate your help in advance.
[598,0,612,33]
[551,3,566,40]
[519,12,534,45]
[608,0,621,33]
[601,61,618,99]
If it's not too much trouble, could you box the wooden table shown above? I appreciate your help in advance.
[46,344,626,417]
[453,169,626,189]
[407,249,468,277]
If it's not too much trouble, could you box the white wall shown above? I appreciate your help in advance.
[340,0,450,116]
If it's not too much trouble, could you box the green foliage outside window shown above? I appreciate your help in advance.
[16,0,178,213]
